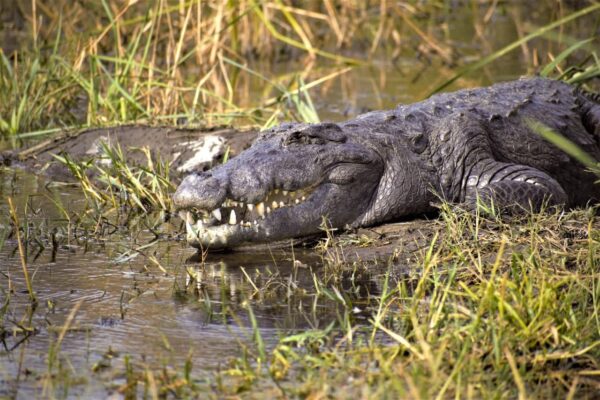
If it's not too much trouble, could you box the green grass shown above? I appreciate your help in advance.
[206,206,600,398]
[0,0,377,140]
[53,141,175,215]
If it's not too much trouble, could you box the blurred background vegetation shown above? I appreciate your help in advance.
[0,0,598,140]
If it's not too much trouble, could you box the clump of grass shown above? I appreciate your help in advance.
[4,1,597,140]
[1,1,373,139]
[53,141,175,217]
[0,49,82,141]
[209,206,600,398]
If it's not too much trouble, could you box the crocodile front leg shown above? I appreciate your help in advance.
[430,112,568,213]
[463,162,568,212]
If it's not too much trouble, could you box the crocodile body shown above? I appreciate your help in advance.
[173,77,600,249]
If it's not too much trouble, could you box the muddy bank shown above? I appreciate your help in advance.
[189,219,440,265]
[334,219,439,263]
[9,124,259,181]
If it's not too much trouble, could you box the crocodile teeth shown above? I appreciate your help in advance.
[247,204,254,211]
[266,206,271,214]
[295,198,300,204]
[282,191,288,196]
[256,202,265,217]
[279,201,285,208]
[228,210,237,225]
[272,201,278,209]
[212,208,222,221]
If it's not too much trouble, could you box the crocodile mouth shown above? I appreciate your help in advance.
[178,186,317,248]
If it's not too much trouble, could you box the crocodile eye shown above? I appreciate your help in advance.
[327,164,356,185]
[284,131,325,146]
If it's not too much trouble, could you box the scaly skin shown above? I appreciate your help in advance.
[173,77,600,250]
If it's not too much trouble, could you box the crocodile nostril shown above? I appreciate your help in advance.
[173,173,228,211]
[194,170,212,178]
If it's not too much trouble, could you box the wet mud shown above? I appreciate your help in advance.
[335,220,440,263]
[9,125,258,181]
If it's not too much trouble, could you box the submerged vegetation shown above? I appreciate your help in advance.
[1,0,600,398]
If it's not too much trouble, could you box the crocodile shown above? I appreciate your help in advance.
[173,77,600,250]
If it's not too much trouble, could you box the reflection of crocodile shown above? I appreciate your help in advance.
[173,77,600,250]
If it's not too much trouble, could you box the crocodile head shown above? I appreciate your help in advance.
[173,120,434,250]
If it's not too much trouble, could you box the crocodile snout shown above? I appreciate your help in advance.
[173,172,226,211]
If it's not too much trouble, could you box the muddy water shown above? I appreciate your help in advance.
[2,172,360,396]
[1,2,599,396]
